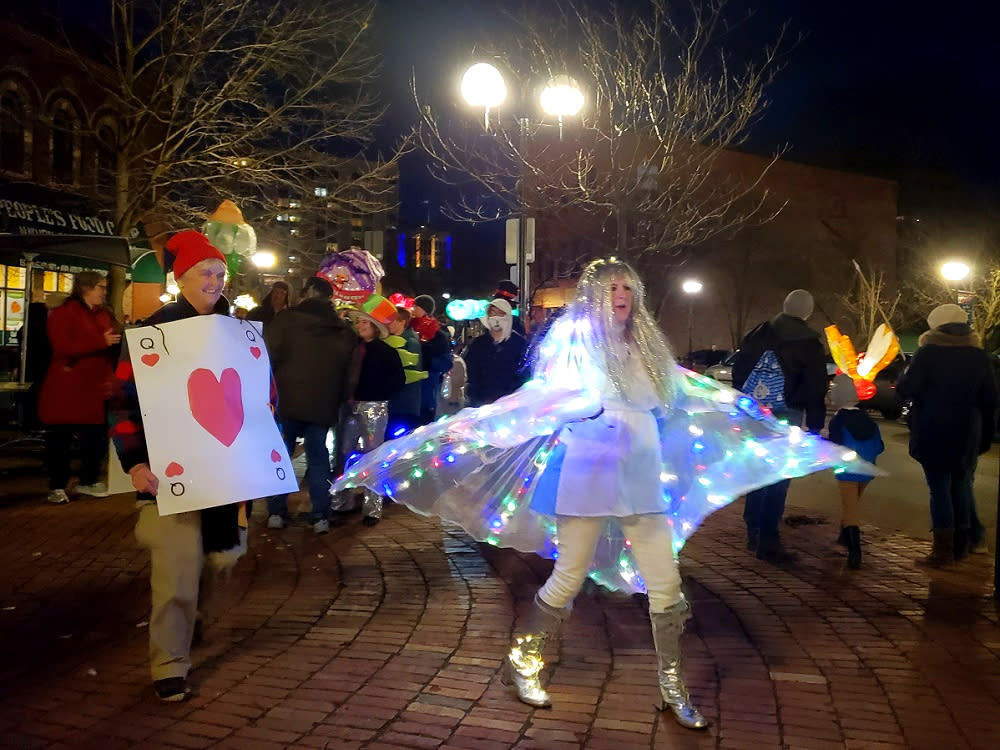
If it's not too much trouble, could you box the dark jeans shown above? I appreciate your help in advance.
[267,419,332,522]
[44,423,107,490]
[744,479,792,539]
[922,466,974,532]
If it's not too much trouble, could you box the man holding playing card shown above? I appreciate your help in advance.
[110,230,252,703]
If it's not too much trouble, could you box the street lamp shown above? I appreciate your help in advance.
[460,63,507,129]
[681,279,703,359]
[252,251,276,269]
[940,261,970,282]
[461,63,584,315]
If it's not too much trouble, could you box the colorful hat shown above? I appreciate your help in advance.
[165,230,226,279]
[347,293,397,338]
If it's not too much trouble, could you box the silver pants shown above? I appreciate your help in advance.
[333,401,389,518]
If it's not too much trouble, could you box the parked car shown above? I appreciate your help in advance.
[704,351,737,385]
[705,351,837,387]
[857,354,909,421]
[680,348,730,373]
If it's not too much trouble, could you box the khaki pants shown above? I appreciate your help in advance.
[539,514,683,613]
[135,504,203,681]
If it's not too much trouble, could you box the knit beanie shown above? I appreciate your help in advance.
[829,373,859,409]
[166,230,226,279]
[413,294,436,316]
[783,289,814,320]
[926,303,967,329]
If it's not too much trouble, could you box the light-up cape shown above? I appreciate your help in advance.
[332,314,877,595]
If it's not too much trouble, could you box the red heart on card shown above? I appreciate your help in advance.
[270,449,281,463]
[141,354,159,367]
[165,462,184,477]
[187,368,244,447]
[250,346,261,359]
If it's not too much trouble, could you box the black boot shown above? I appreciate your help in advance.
[953,528,968,561]
[844,526,861,569]
[919,529,954,567]
[836,526,848,547]
[756,535,799,565]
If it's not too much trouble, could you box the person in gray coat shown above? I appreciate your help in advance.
[264,277,358,534]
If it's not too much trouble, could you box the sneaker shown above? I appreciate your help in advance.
[76,482,109,498]
[153,677,192,703]
[313,519,330,535]
[47,489,70,504]
[267,514,286,530]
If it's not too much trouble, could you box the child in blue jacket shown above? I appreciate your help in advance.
[828,374,884,568]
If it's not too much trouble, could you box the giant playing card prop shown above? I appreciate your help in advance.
[126,315,297,515]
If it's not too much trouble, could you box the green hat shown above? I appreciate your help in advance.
[346,293,397,338]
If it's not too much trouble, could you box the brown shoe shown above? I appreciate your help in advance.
[919,529,954,567]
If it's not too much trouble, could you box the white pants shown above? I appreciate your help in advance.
[538,514,683,613]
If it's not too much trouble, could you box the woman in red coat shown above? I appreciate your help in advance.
[38,271,121,503]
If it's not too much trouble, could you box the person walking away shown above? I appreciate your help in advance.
[38,272,121,503]
[827,374,884,568]
[339,294,405,525]
[264,276,357,534]
[896,303,997,565]
[384,306,426,439]
[246,281,289,331]
[464,299,529,407]
[110,230,252,702]
[731,289,828,563]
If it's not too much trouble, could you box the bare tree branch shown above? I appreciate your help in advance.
[415,0,793,282]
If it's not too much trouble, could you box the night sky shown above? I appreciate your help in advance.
[14,0,1000,285]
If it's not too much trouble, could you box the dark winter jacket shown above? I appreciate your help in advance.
[420,327,452,412]
[465,331,530,407]
[388,327,423,418]
[828,407,884,482]
[353,337,406,402]
[896,323,997,472]
[732,313,828,432]
[38,297,118,425]
[265,297,357,426]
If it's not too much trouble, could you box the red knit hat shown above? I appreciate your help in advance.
[166,230,226,279]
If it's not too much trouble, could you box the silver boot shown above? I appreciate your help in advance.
[651,598,709,729]
[361,490,383,526]
[501,594,567,708]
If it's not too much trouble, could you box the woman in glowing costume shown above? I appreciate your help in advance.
[332,259,872,728]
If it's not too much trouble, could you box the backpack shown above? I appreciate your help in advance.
[741,349,787,410]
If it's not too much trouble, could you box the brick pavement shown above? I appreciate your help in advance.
[0,465,998,749]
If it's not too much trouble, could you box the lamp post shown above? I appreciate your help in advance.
[681,279,703,359]
[460,63,583,315]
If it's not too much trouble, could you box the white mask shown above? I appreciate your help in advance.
[487,315,504,330]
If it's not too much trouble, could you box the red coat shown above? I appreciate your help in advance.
[38,299,117,425]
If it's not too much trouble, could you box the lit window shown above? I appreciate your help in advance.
[314,187,327,197]
[430,235,437,269]
[287,214,300,223]
[276,214,288,222]
[414,235,421,268]
[289,201,300,209]
[289,228,299,236]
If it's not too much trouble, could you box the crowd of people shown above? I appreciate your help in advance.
[23,229,998,713]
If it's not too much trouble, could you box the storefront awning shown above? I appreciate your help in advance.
[0,234,131,267]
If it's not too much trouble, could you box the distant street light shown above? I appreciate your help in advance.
[460,63,584,313]
[940,261,970,282]
[681,279,703,358]
[252,251,276,269]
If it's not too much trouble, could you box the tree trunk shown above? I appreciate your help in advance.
[109,149,131,321]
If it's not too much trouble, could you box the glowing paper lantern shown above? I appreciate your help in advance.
[824,323,900,401]
[317,247,385,304]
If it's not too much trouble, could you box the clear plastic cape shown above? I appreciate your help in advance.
[332,360,877,595]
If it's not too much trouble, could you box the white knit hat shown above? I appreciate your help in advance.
[829,374,859,408]
[926,303,967,329]
[783,289,814,320]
